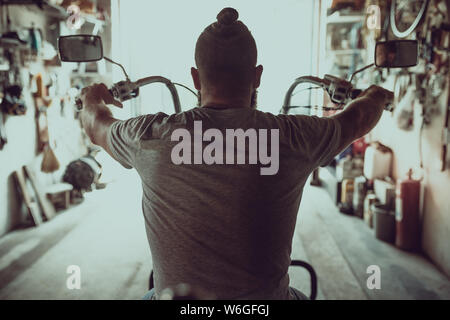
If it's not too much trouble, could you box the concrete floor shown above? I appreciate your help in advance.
[0,168,449,300]
[290,184,450,300]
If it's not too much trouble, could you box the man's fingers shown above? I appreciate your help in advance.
[99,85,123,108]
[384,88,394,99]
[362,85,394,105]
[79,83,123,108]
[378,87,394,104]
[385,91,394,104]
[111,99,123,108]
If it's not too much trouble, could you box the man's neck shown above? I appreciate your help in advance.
[200,94,252,109]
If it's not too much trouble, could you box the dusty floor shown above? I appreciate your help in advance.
[0,168,449,300]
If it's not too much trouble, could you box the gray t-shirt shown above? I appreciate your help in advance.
[107,106,342,299]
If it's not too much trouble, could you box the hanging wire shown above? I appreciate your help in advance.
[173,83,198,98]
[291,86,322,97]
[286,105,344,111]
[280,86,330,114]
[279,105,344,114]
[419,113,425,169]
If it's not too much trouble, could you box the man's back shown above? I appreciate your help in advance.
[107,106,342,299]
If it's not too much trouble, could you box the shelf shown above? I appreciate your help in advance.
[327,11,365,25]
[329,49,363,55]
[71,72,102,77]
[1,0,108,25]
[1,0,68,20]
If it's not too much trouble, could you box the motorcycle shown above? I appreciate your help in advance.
[58,35,418,300]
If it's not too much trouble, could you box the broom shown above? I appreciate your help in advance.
[41,143,60,173]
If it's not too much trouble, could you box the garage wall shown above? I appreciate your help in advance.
[362,4,450,276]
[0,7,87,236]
[371,82,450,277]
[0,8,51,236]
[315,0,449,277]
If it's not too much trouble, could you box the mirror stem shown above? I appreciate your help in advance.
[349,63,375,82]
[104,56,130,81]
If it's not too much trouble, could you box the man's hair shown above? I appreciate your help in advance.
[195,8,257,95]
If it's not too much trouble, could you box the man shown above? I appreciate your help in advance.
[80,8,393,300]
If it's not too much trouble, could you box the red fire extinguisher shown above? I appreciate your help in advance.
[395,169,421,251]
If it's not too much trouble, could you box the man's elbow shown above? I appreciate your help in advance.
[80,110,114,148]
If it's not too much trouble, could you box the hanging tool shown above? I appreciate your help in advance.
[0,84,26,115]
[0,110,7,149]
[442,93,450,171]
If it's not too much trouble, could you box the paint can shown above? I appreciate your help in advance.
[353,176,367,218]
[372,203,396,243]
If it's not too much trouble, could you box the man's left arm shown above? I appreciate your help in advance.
[79,83,123,158]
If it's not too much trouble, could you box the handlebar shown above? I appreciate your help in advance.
[75,76,182,113]
[282,75,392,115]
[135,76,181,113]
[282,76,327,114]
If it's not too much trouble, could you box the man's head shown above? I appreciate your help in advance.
[191,8,263,108]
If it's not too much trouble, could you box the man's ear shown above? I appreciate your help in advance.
[254,65,263,89]
[191,67,201,90]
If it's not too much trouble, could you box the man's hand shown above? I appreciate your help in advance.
[80,83,123,109]
[359,85,394,107]
[333,85,394,152]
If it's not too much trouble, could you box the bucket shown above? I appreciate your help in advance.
[372,203,396,243]
[363,192,377,228]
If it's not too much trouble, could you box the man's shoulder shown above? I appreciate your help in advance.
[251,110,318,128]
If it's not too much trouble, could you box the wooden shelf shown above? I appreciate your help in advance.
[329,49,363,55]
[327,12,365,25]
[71,72,102,77]
[2,0,108,26]
[1,0,68,20]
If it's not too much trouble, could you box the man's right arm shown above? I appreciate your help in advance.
[332,85,394,151]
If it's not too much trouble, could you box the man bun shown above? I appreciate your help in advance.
[194,7,258,94]
[216,7,239,26]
